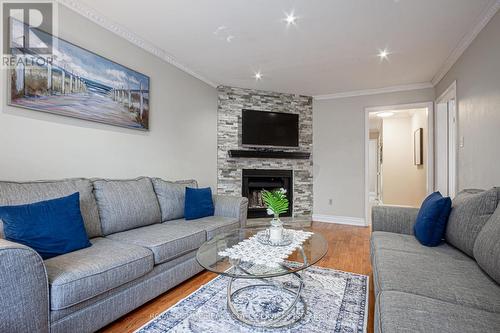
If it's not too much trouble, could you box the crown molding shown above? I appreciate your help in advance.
[313,82,433,100]
[56,0,218,88]
[431,0,500,86]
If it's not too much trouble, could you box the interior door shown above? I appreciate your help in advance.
[435,102,449,196]
[377,140,382,202]
[435,99,457,197]
[447,99,457,198]
[368,139,378,199]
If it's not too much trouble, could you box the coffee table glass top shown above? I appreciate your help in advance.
[196,227,328,279]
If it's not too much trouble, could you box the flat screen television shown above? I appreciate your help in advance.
[242,109,299,148]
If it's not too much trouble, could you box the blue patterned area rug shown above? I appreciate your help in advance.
[135,266,368,333]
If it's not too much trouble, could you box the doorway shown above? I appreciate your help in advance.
[365,102,434,222]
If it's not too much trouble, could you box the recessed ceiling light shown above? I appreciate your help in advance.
[377,112,395,118]
[284,12,297,25]
[378,49,390,60]
[213,26,227,35]
[214,26,235,43]
[254,71,262,80]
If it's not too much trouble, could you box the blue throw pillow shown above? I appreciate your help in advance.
[184,187,214,220]
[0,192,91,259]
[414,191,452,247]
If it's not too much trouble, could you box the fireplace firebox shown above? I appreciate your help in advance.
[242,169,293,218]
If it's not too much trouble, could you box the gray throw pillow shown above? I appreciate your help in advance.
[473,204,500,284]
[445,188,499,257]
[151,178,198,222]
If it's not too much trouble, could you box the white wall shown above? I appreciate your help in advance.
[382,117,413,205]
[313,88,434,220]
[410,109,428,202]
[0,5,218,188]
[381,111,426,207]
[436,10,500,190]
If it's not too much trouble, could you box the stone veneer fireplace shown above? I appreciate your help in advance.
[217,86,313,218]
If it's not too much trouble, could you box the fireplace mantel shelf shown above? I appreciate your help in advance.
[228,150,310,160]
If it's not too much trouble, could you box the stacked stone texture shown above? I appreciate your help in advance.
[217,86,313,217]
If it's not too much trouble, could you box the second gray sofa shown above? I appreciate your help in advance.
[0,177,248,333]
[371,188,500,333]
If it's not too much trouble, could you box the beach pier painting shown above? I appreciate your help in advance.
[9,19,150,130]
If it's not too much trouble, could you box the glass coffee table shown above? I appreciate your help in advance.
[196,227,328,328]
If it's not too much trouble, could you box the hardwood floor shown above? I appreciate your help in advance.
[100,222,374,332]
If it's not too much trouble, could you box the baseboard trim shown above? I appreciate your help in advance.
[312,214,366,226]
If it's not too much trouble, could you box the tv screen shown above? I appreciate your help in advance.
[242,109,299,147]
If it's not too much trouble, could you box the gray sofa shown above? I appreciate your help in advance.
[0,177,248,333]
[371,188,500,333]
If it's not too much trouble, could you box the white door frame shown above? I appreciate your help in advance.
[435,80,458,198]
[364,102,434,224]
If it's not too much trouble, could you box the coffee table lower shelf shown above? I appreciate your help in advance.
[226,262,307,328]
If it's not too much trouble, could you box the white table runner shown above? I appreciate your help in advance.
[218,230,314,268]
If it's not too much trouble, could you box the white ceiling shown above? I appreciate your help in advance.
[75,0,497,96]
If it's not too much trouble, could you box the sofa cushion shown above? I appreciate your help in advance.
[372,248,500,313]
[48,250,203,327]
[45,237,153,310]
[107,223,206,265]
[151,178,198,221]
[376,291,500,333]
[445,188,499,257]
[93,178,161,235]
[371,231,470,261]
[473,204,500,284]
[167,216,240,240]
[0,192,91,259]
[0,178,101,238]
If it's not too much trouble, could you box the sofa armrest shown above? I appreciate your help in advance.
[372,205,419,235]
[213,195,249,228]
[0,239,50,333]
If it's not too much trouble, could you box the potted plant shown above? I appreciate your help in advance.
[261,188,289,242]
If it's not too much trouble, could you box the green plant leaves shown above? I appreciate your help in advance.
[261,189,289,216]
